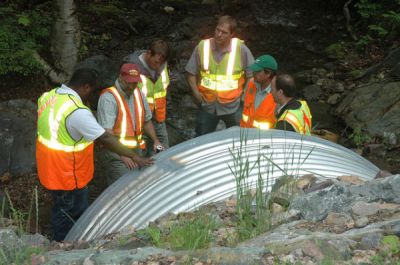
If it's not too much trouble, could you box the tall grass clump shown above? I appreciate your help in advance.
[229,129,313,241]
[142,213,218,251]
[0,186,43,265]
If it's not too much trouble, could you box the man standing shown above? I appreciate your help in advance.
[36,68,153,241]
[240,55,278,130]
[97,64,162,185]
[185,15,255,136]
[124,39,170,156]
[271,73,312,135]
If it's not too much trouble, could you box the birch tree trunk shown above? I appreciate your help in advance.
[36,0,80,83]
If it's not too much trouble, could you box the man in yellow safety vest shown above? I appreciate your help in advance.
[36,68,153,241]
[124,39,170,156]
[271,73,312,135]
[185,15,255,136]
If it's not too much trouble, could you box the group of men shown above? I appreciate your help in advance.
[36,15,312,241]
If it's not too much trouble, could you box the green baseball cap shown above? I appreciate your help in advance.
[249,55,278,72]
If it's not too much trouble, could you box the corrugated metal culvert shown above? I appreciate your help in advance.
[66,127,379,241]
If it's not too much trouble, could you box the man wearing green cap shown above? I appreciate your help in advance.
[240,54,278,130]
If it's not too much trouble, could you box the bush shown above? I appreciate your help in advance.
[0,2,52,76]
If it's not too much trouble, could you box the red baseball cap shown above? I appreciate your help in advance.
[120,63,141,83]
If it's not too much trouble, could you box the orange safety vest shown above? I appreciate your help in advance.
[198,38,245,104]
[240,79,277,129]
[36,88,94,190]
[103,86,146,149]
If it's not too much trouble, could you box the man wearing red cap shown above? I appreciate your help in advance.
[97,63,163,185]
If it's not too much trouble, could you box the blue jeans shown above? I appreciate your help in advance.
[195,106,242,136]
[50,187,89,241]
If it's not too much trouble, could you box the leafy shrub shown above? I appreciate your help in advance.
[0,2,52,76]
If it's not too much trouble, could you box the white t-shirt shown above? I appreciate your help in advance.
[58,85,105,142]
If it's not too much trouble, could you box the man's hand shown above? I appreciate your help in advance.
[120,155,138,170]
[192,91,204,106]
[131,153,154,167]
[153,140,164,153]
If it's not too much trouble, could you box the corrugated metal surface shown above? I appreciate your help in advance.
[66,127,379,241]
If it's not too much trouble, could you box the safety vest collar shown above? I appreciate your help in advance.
[107,86,145,148]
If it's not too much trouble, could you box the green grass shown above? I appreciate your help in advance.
[140,213,218,251]
[229,129,313,242]
[0,187,44,265]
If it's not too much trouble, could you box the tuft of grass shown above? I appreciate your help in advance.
[140,213,218,251]
[0,187,44,264]
[229,129,314,242]
[166,214,217,250]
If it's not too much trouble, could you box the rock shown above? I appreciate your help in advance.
[296,174,317,191]
[354,217,369,228]
[336,81,400,140]
[359,233,383,250]
[352,201,383,217]
[298,240,324,261]
[290,175,400,222]
[327,93,340,105]
[374,170,393,179]
[304,179,334,194]
[337,175,365,185]
[303,85,322,101]
[363,143,386,158]
[0,100,37,177]
[324,212,354,229]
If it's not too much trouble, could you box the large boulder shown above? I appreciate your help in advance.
[0,100,37,177]
[336,81,400,141]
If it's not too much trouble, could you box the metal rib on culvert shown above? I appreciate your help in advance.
[66,127,379,241]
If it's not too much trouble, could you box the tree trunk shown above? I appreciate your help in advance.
[36,0,80,84]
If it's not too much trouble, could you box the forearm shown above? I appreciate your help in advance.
[96,131,137,158]
[187,73,199,95]
[143,121,159,143]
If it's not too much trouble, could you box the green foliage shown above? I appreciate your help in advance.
[140,214,217,250]
[382,235,400,254]
[325,42,347,60]
[0,245,43,265]
[229,130,313,242]
[0,188,42,265]
[354,0,400,48]
[0,2,52,76]
[144,226,162,247]
[166,214,217,250]
[349,127,372,148]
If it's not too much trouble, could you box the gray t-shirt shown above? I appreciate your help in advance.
[254,83,272,110]
[57,85,105,142]
[185,38,255,115]
[97,80,152,130]
[123,50,166,82]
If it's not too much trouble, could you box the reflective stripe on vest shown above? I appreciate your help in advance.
[242,113,249,122]
[36,88,94,190]
[200,38,244,91]
[252,120,271,130]
[278,100,312,135]
[139,67,169,104]
[37,89,91,152]
[107,87,145,148]
[242,113,271,130]
[240,79,277,130]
